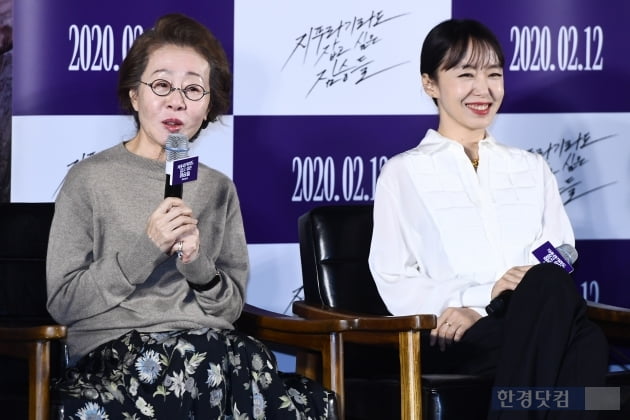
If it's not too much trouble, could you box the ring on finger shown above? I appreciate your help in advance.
[177,241,184,258]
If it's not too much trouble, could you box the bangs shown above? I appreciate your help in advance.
[440,38,504,71]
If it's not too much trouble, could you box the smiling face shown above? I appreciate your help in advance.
[128,44,211,159]
[423,43,504,143]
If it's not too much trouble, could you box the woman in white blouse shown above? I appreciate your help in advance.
[368,18,607,419]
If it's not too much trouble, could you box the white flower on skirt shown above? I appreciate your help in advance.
[135,350,162,384]
[166,370,187,398]
[76,401,109,420]
[206,363,224,387]
[135,396,155,417]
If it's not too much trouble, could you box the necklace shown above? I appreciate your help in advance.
[470,158,479,171]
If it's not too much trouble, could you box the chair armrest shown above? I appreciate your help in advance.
[0,320,66,361]
[0,319,67,420]
[293,301,437,331]
[237,303,353,419]
[586,301,630,321]
[0,320,66,342]
[292,302,430,419]
[236,303,356,349]
[293,301,436,347]
[586,301,630,345]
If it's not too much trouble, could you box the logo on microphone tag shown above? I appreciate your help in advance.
[532,241,574,273]
[166,156,198,186]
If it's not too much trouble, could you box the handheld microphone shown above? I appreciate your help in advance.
[532,242,578,274]
[164,133,189,198]
[556,244,578,268]
[485,289,513,317]
[485,243,578,317]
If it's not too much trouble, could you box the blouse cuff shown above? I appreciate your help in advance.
[461,283,494,309]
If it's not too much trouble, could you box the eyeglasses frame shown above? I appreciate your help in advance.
[139,79,210,102]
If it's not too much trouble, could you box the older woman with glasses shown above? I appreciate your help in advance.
[46,13,332,419]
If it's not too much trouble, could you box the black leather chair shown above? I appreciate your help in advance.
[0,203,66,420]
[294,204,630,420]
[0,202,353,420]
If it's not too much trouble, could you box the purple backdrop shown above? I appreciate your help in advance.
[11,0,630,311]
[454,0,630,113]
[13,0,233,115]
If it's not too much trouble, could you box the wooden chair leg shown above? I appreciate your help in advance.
[295,334,346,420]
[0,325,65,420]
[28,340,51,420]
[399,330,421,420]
[296,350,321,382]
[320,333,345,420]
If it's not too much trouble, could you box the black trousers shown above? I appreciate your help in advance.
[421,263,608,419]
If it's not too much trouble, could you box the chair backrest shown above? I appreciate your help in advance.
[298,204,390,315]
[0,202,55,320]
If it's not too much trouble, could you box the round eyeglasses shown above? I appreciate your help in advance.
[139,79,210,101]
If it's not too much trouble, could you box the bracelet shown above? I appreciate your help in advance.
[188,272,221,292]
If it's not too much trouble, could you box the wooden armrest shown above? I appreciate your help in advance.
[0,321,67,420]
[239,303,356,333]
[586,301,630,345]
[292,301,366,321]
[0,322,67,362]
[238,303,352,419]
[0,323,66,342]
[292,302,428,419]
[292,301,437,331]
[354,314,436,331]
[293,301,436,349]
[236,303,356,351]
[586,301,630,323]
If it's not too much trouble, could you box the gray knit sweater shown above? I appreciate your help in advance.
[46,143,249,365]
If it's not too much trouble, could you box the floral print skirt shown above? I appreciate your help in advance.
[55,328,333,419]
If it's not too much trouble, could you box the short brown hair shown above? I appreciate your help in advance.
[117,13,232,136]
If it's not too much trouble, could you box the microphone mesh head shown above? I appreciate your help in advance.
[165,133,189,161]
[557,244,578,264]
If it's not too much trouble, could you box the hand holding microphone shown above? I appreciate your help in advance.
[146,133,201,261]
[170,224,200,263]
[486,243,578,317]
[146,198,198,254]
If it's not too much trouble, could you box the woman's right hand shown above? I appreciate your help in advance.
[491,265,534,299]
[146,197,198,254]
[430,307,482,351]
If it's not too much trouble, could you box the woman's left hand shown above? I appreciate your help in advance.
[430,307,482,351]
[171,226,201,264]
[147,198,200,263]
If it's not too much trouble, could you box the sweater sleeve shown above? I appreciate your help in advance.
[177,180,249,324]
[46,166,168,326]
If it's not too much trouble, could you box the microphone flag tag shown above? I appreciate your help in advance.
[166,156,199,186]
[532,241,574,273]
